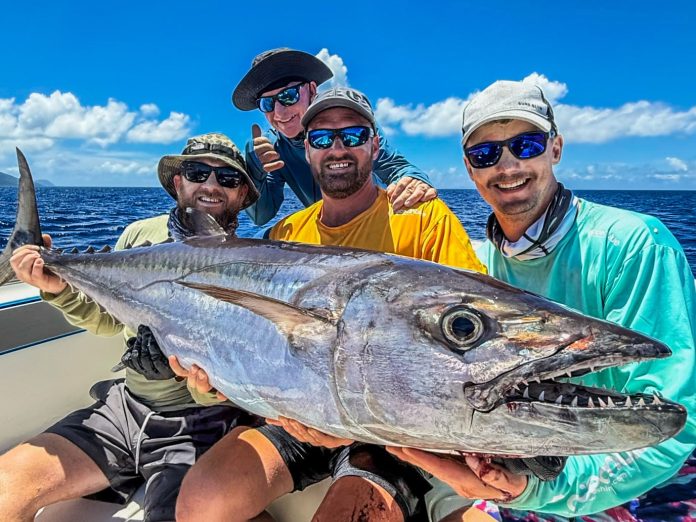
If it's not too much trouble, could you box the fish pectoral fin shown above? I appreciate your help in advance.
[178,281,336,335]
[183,208,227,237]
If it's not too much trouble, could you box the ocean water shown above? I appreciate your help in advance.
[1,187,695,275]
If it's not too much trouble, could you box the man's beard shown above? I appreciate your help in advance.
[314,156,372,199]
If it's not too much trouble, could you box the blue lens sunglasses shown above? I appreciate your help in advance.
[307,126,374,149]
[465,131,554,169]
[257,82,307,113]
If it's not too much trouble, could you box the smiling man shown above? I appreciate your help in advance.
[0,133,261,522]
[389,80,696,522]
[232,48,437,226]
[175,87,486,522]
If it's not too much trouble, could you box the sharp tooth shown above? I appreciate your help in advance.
[590,365,596,373]
[555,395,563,404]
[588,398,595,408]
[625,397,632,407]
[571,396,578,407]
[607,397,615,407]
[653,395,662,405]
[602,384,607,390]
[566,371,573,378]
[523,388,530,399]
[598,397,607,408]
[538,391,545,401]
[512,384,520,392]
[638,398,646,407]
[533,376,541,384]
[521,380,528,386]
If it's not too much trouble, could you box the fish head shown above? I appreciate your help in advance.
[336,261,686,455]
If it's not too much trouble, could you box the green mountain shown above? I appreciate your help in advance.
[0,171,55,187]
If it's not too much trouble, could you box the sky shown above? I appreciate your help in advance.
[1,1,695,190]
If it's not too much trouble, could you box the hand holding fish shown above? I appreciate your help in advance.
[386,447,527,502]
[10,234,67,294]
[168,356,228,401]
[386,176,437,211]
[267,417,354,449]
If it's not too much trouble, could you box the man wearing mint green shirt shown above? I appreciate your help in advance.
[388,80,696,521]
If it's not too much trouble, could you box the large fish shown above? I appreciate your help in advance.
[0,149,686,456]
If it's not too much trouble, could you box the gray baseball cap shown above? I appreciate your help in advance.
[462,80,557,145]
[301,87,375,129]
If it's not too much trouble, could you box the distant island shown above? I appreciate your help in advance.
[0,171,55,187]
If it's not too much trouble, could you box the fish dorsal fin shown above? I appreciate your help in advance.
[185,208,226,237]
[178,281,335,336]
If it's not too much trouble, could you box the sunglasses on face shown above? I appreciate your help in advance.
[464,131,552,169]
[181,161,244,189]
[307,126,374,150]
[257,82,307,113]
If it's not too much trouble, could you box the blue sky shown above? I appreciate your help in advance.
[1,1,695,190]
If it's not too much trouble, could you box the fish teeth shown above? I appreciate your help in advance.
[523,388,530,399]
[607,397,615,408]
[555,395,563,405]
[538,391,545,401]
[638,398,646,407]
[598,397,607,408]
[533,376,541,384]
[590,365,596,373]
[571,396,578,407]
[653,395,662,405]
[512,384,520,392]
[588,398,595,408]
[566,370,573,378]
[625,397,632,407]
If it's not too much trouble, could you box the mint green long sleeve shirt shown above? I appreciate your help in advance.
[475,199,696,516]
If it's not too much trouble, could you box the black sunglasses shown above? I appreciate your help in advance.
[465,131,553,169]
[257,82,307,113]
[307,126,374,150]
[181,161,244,189]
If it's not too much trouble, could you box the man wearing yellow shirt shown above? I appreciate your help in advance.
[176,87,485,522]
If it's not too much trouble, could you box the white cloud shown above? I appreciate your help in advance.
[140,103,160,117]
[373,73,696,144]
[666,156,688,172]
[0,91,192,148]
[126,112,190,143]
[316,48,349,88]
[375,96,471,137]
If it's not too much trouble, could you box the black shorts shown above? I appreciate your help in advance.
[258,424,431,521]
[45,379,260,522]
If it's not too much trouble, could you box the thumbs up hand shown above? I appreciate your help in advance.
[252,124,285,173]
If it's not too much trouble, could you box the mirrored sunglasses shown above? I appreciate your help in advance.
[307,126,374,150]
[465,131,552,169]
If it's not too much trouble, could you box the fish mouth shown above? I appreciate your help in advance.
[464,333,677,414]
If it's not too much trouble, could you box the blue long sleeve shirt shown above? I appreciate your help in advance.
[243,126,431,226]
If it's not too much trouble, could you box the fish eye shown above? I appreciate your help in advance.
[441,306,484,350]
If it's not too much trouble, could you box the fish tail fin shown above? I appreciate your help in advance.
[0,148,44,286]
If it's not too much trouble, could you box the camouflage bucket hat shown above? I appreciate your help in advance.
[157,133,260,209]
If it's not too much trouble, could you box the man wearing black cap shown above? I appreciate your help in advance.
[176,89,485,522]
[1,133,261,522]
[232,47,437,226]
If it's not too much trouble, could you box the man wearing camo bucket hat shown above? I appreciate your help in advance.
[1,132,261,522]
